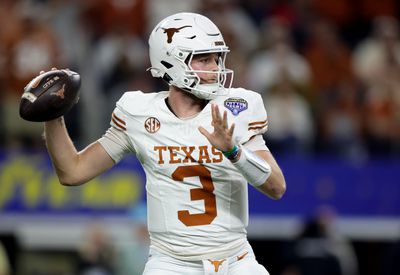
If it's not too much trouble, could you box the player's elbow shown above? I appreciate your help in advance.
[59,178,82,186]
[269,184,286,200]
[260,178,286,200]
[58,173,85,186]
[269,169,287,200]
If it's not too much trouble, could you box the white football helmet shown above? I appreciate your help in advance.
[148,12,234,100]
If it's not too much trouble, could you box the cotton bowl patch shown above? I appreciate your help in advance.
[224,98,248,116]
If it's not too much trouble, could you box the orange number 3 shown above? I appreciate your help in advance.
[172,165,217,226]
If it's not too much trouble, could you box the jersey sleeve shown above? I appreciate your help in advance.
[111,102,128,131]
[243,134,269,152]
[97,102,135,163]
[238,92,269,145]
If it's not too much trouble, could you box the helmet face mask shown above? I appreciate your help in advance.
[185,51,234,99]
[148,12,234,100]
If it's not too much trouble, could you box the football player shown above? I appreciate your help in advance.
[44,12,286,275]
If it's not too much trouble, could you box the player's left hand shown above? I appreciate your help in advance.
[199,104,235,152]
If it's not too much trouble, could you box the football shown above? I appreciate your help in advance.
[19,69,81,122]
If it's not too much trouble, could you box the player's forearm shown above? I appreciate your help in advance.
[44,117,81,185]
[229,148,286,200]
[257,162,286,200]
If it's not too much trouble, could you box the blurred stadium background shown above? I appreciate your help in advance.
[1,0,400,274]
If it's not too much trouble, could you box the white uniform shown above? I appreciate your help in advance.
[99,88,269,273]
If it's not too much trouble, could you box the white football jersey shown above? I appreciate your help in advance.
[101,88,268,260]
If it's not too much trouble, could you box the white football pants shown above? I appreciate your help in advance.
[142,243,270,275]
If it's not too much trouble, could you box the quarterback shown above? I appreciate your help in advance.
[44,13,286,275]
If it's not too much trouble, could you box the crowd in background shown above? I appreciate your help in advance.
[1,0,400,160]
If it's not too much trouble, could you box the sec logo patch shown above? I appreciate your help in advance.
[145,117,161,133]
